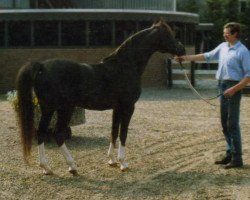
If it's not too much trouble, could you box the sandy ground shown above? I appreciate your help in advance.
[1,84,250,200]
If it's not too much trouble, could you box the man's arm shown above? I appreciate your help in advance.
[175,54,205,62]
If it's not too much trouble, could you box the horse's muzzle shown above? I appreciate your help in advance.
[176,42,186,56]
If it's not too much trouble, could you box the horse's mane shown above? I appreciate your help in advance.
[101,29,147,63]
[102,19,173,63]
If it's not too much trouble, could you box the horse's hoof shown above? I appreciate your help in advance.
[69,169,78,176]
[43,169,53,175]
[120,162,129,172]
[40,163,53,175]
[108,160,118,167]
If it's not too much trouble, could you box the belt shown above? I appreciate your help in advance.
[219,80,239,84]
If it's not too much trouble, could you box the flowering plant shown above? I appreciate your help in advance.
[6,90,39,111]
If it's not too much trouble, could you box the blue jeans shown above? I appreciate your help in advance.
[219,81,242,160]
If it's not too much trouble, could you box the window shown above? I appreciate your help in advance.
[34,21,58,46]
[61,21,86,46]
[138,21,152,30]
[115,21,137,45]
[8,21,31,46]
[0,19,193,48]
[0,22,4,46]
[89,21,112,46]
[174,23,186,45]
[186,24,195,45]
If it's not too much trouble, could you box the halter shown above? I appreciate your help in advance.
[178,61,222,106]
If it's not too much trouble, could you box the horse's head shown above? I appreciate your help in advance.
[153,20,186,56]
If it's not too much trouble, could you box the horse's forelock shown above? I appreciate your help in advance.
[153,20,174,37]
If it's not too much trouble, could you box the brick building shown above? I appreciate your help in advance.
[0,0,199,92]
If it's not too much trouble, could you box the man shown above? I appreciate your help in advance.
[175,22,250,169]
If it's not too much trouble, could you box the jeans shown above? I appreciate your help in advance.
[219,81,242,160]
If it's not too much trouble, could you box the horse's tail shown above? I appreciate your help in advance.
[16,61,44,163]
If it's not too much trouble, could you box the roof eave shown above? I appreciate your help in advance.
[0,9,199,23]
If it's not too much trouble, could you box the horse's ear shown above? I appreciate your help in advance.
[152,20,157,28]
[153,18,166,27]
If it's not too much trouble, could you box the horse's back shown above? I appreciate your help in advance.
[34,59,97,107]
[43,59,90,76]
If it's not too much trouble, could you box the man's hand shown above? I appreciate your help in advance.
[174,56,185,62]
[223,87,236,97]
[224,77,250,97]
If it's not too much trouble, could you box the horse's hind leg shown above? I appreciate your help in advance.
[37,108,54,175]
[118,104,135,171]
[55,108,78,176]
[108,108,121,166]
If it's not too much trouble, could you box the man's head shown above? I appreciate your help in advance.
[223,22,241,44]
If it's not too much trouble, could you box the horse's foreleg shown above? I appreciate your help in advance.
[118,104,135,171]
[108,108,120,166]
[108,143,117,166]
[118,142,128,171]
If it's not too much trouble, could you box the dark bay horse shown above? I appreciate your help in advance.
[16,20,185,175]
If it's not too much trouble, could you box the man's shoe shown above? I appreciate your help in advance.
[224,160,243,169]
[214,155,232,165]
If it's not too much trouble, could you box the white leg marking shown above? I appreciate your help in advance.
[118,142,128,171]
[108,143,117,166]
[60,143,78,175]
[38,143,53,175]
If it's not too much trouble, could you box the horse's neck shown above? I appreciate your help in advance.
[104,30,157,75]
[125,32,157,75]
[119,50,154,75]
[135,50,154,75]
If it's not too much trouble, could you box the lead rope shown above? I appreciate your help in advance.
[178,61,222,149]
[179,61,222,107]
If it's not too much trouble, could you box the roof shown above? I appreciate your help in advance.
[195,23,214,31]
[0,9,199,23]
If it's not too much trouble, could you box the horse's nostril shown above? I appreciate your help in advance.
[176,47,185,56]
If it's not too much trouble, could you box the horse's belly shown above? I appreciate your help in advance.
[84,104,112,111]
[78,96,114,111]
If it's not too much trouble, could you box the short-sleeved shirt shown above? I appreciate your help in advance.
[204,41,250,81]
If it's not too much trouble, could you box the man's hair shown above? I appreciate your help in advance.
[224,22,242,38]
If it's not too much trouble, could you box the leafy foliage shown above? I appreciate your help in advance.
[178,0,250,49]
[177,0,199,13]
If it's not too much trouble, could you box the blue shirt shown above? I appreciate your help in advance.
[204,41,250,81]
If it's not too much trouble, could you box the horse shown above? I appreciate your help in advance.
[16,20,185,175]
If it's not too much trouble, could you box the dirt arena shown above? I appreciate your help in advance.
[1,85,250,200]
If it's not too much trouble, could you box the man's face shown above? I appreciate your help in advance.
[223,28,237,43]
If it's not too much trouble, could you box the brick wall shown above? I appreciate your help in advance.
[0,46,194,93]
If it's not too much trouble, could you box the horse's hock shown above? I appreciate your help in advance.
[0,46,195,93]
